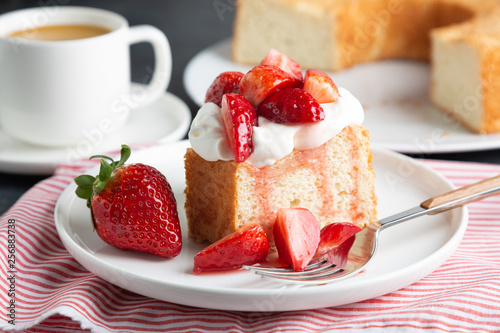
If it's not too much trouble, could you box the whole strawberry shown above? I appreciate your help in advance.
[74,145,182,258]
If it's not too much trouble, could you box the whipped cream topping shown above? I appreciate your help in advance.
[188,87,364,167]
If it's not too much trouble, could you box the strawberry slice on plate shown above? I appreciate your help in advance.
[221,93,258,163]
[273,208,320,271]
[239,65,302,108]
[311,233,356,269]
[313,222,361,259]
[205,71,244,107]
[193,222,270,274]
[303,68,341,103]
[260,48,303,81]
[257,87,325,124]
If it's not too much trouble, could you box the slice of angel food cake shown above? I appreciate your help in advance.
[184,50,377,252]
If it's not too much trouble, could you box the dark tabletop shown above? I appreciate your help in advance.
[0,0,500,215]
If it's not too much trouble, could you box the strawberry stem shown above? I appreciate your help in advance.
[74,144,132,208]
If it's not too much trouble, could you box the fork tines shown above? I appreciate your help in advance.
[243,259,344,281]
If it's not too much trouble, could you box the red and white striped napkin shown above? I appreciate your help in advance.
[1,145,500,333]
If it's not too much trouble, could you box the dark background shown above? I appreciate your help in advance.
[0,0,499,215]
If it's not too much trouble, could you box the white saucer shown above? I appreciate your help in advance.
[0,84,191,175]
[184,39,500,154]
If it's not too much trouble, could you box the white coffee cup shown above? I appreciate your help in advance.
[0,6,171,146]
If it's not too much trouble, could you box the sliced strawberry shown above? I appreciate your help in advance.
[239,65,302,108]
[193,222,270,274]
[260,48,303,81]
[205,71,244,107]
[310,233,356,269]
[257,88,325,124]
[221,93,258,163]
[313,222,361,259]
[273,208,320,271]
[303,69,341,103]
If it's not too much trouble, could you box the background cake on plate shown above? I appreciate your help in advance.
[232,0,500,133]
[431,9,500,133]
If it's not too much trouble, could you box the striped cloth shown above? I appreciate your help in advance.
[1,146,500,333]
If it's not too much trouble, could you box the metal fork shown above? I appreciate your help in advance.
[243,174,500,285]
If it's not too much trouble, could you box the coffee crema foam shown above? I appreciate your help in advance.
[9,24,111,41]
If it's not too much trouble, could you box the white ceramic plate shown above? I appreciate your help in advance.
[0,84,191,175]
[184,39,500,154]
[54,140,467,312]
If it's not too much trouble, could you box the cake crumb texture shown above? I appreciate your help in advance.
[185,125,377,244]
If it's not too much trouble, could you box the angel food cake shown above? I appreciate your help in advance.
[185,50,377,244]
[232,0,500,133]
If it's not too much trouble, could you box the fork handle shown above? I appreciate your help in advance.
[421,174,500,213]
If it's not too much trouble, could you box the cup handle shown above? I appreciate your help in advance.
[127,25,172,108]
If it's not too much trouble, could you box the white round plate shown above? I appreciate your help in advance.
[0,84,191,175]
[54,140,467,312]
[184,39,500,154]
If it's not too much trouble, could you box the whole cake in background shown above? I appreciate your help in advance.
[184,50,377,244]
[232,0,500,134]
